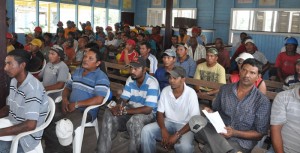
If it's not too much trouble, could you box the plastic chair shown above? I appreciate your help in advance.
[9,96,56,153]
[72,89,111,153]
[46,73,71,103]
[30,59,46,75]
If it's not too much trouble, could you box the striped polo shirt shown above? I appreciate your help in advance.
[66,67,110,120]
[271,86,300,152]
[121,73,160,112]
[7,73,48,152]
[147,54,158,74]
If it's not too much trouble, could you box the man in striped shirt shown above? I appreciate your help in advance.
[43,48,110,153]
[139,42,158,75]
[0,49,48,152]
[97,57,160,153]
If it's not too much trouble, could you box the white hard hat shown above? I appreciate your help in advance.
[235,52,254,62]
[56,118,73,146]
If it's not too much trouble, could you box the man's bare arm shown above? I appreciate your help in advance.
[0,120,37,136]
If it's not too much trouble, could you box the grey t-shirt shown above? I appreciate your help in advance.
[41,61,69,87]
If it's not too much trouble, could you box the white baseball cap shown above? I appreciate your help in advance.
[244,39,255,45]
[235,52,254,62]
[56,118,73,146]
[189,115,207,133]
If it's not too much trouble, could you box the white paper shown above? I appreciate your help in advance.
[202,110,227,134]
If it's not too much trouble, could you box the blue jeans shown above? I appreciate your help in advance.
[141,120,195,153]
[0,140,24,153]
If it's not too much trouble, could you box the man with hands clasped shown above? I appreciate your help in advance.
[97,57,160,153]
[141,66,200,153]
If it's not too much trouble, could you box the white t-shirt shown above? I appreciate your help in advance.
[157,84,200,125]
[147,54,158,74]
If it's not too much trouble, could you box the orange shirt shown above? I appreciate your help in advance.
[64,46,76,61]
[64,27,76,38]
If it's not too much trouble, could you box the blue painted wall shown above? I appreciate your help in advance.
[134,0,300,44]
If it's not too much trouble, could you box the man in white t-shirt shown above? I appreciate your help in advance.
[141,66,200,153]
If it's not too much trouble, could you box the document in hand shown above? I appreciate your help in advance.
[202,110,227,134]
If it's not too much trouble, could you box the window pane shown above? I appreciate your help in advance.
[291,12,300,33]
[78,5,92,31]
[94,7,106,30]
[15,0,37,33]
[39,2,58,33]
[60,3,75,25]
[276,11,290,32]
[232,10,251,30]
[108,9,120,30]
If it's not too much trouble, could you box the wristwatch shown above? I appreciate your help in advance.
[75,101,79,109]
[122,106,127,115]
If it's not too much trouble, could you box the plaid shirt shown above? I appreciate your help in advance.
[212,83,271,150]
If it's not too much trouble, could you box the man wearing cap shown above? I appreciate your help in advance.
[187,27,204,46]
[34,26,43,40]
[6,32,15,53]
[64,20,76,39]
[144,31,158,56]
[270,83,300,153]
[85,26,95,43]
[97,57,160,153]
[141,66,200,153]
[140,42,158,75]
[24,34,34,51]
[283,59,300,90]
[194,48,226,96]
[43,48,110,153]
[118,39,139,65]
[39,45,69,99]
[275,37,300,82]
[244,39,270,75]
[175,43,196,78]
[28,38,45,74]
[190,58,271,153]
[188,36,206,64]
[155,49,177,91]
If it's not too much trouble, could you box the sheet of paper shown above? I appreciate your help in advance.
[202,110,227,134]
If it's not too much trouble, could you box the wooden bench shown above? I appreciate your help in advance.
[264,80,283,91]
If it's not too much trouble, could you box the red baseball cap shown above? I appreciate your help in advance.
[126,39,136,47]
[6,32,13,39]
[34,26,42,32]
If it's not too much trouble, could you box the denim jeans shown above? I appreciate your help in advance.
[141,120,195,153]
[0,140,24,153]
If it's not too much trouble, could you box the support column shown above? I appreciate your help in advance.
[0,0,8,108]
[164,0,173,50]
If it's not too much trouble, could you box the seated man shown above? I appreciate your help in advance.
[175,43,196,78]
[96,57,160,153]
[0,49,48,152]
[38,45,69,99]
[270,85,300,152]
[194,48,226,96]
[190,58,271,153]
[43,48,110,153]
[187,36,206,64]
[139,42,158,75]
[275,37,300,82]
[283,59,300,90]
[141,66,200,153]
[155,49,177,91]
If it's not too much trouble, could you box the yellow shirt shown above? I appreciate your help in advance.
[194,62,226,91]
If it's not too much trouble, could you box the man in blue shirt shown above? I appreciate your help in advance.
[175,43,196,78]
[155,49,176,91]
[189,59,271,153]
[97,57,160,153]
[43,48,110,153]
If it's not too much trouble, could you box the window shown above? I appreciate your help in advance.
[60,3,75,25]
[94,7,106,30]
[108,9,120,30]
[78,5,92,31]
[147,8,197,27]
[15,0,37,33]
[39,1,58,33]
[231,8,300,33]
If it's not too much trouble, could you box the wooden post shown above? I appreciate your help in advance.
[164,0,173,50]
[0,0,9,109]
